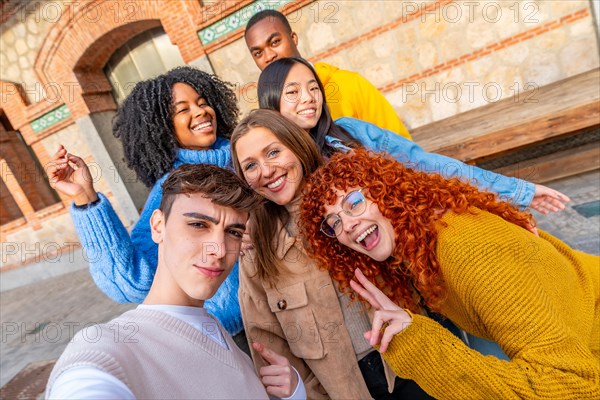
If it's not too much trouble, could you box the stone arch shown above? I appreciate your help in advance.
[30,1,201,217]
[34,1,164,117]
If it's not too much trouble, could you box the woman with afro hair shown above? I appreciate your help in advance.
[47,66,248,346]
[299,149,600,399]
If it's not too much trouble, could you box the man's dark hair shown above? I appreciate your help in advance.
[159,164,262,220]
[245,9,292,36]
[113,66,239,188]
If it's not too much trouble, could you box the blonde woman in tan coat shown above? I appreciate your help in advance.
[231,110,432,400]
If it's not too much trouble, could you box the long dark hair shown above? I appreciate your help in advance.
[231,109,323,281]
[257,57,357,157]
[113,66,239,187]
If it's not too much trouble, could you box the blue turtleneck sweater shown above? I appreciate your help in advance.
[70,137,244,335]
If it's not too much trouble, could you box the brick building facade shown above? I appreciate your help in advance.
[1,0,599,281]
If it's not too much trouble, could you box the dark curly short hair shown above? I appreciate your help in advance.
[245,9,292,36]
[113,66,239,187]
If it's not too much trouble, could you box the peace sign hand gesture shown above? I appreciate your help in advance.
[350,268,412,352]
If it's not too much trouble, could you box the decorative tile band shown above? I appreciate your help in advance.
[31,104,71,133]
[199,0,295,45]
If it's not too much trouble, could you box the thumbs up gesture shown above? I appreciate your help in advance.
[252,342,299,398]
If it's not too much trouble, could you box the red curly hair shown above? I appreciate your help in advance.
[299,149,534,312]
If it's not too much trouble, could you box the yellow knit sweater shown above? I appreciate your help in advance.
[383,210,600,399]
[314,62,412,139]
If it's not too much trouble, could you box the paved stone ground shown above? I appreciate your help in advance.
[0,170,598,389]
[0,270,134,387]
[532,170,600,255]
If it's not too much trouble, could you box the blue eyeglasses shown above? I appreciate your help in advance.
[320,190,366,238]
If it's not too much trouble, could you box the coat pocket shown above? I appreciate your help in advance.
[265,281,326,360]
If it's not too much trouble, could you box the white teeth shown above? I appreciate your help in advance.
[356,226,376,244]
[192,121,211,131]
[298,109,315,115]
[267,176,285,189]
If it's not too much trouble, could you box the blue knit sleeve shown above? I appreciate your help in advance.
[335,117,535,208]
[70,191,157,303]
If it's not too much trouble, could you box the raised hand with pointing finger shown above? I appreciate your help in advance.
[47,145,98,206]
[252,341,303,399]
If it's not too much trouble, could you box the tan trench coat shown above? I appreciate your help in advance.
[239,221,374,399]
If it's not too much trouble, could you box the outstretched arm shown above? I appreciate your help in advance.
[47,367,135,399]
[69,184,161,304]
[530,184,570,214]
[48,145,151,302]
[336,118,570,212]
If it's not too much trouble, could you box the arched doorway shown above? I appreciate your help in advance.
[98,27,187,211]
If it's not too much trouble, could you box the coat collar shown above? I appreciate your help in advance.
[275,211,301,259]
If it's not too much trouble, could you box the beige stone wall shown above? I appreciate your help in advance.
[384,0,599,129]
[208,0,600,128]
[209,37,261,116]
[1,1,133,268]
[0,0,68,103]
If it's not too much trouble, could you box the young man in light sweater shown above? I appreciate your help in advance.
[46,164,306,399]
[245,9,411,139]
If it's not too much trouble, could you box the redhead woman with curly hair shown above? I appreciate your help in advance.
[299,149,600,399]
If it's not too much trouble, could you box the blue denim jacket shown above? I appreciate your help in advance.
[328,117,535,208]
[326,117,516,359]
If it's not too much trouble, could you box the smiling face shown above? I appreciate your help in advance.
[278,63,323,131]
[235,126,304,206]
[150,193,247,307]
[171,82,218,150]
[324,188,396,262]
[245,17,301,71]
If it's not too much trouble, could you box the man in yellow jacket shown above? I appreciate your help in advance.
[245,9,412,139]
